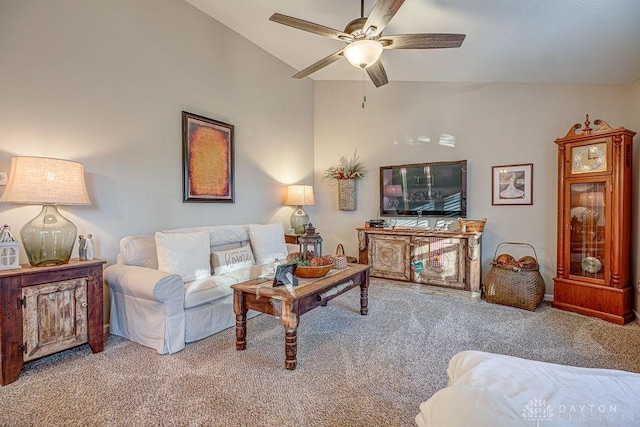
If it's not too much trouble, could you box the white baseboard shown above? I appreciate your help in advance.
[543,293,554,302]
[103,324,110,335]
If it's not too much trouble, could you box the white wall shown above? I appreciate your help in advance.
[313,81,635,295]
[1,0,637,308]
[0,0,315,267]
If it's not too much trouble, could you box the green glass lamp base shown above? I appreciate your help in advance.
[290,205,310,234]
[20,204,77,266]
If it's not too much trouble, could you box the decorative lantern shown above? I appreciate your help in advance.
[0,224,21,270]
[298,223,323,261]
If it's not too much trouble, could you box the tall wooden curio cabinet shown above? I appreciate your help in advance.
[553,115,635,325]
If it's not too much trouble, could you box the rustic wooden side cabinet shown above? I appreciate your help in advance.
[0,259,106,385]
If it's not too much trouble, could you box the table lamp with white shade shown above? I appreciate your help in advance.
[0,156,91,266]
[284,185,315,234]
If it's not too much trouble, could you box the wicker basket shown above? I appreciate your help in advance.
[333,244,348,269]
[458,217,487,232]
[338,179,356,211]
[484,242,545,311]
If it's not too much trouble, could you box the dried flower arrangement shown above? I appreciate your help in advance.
[324,150,367,180]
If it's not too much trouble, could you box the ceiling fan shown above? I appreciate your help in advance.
[269,0,466,88]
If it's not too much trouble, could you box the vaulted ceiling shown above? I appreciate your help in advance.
[186,0,640,86]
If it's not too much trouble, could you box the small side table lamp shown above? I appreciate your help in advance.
[0,156,91,266]
[284,185,315,234]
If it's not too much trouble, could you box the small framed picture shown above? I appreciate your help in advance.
[492,163,533,205]
[273,262,298,287]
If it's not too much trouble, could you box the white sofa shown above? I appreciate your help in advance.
[416,350,640,427]
[105,223,294,354]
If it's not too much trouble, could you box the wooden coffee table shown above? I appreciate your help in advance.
[232,263,370,370]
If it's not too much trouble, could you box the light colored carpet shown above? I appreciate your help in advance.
[1,279,639,426]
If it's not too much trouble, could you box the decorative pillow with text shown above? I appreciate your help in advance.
[211,245,255,275]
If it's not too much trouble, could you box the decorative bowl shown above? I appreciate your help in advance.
[295,265,332,278]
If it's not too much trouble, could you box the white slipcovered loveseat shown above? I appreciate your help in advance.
[105,223,293,354]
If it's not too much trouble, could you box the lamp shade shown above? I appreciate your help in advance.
[0,157,91,266]
[0,156,90,205]
[285,185,315,234]
[343,40,384,69]
[284,185,315,206]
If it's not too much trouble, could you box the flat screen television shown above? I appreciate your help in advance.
[380,160,467,218]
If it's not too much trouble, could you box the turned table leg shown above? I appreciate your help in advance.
[235,313,247,351]
[281,300,299,370]
[284,328,297,370]
[360,271,369,315]
[233,290,247,351]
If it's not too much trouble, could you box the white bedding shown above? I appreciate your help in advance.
[416,350,640,427]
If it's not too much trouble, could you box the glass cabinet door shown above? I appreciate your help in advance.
[568,182,606,280]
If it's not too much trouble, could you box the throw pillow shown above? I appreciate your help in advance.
[211,245,255,275]
[119,235,158,269]
[155,230,211,283]
[249,223,288,265]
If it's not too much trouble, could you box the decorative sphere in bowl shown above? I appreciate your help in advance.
[294,256,334,278]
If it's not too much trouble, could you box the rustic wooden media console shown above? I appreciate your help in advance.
[357,227,482,297]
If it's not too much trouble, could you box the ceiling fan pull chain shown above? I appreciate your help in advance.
[362,69,367,108]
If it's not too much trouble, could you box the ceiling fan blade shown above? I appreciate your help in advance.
[270,13,354,41]
[364,0,406,37]
[366,61,389,88]
[380,33,466,49]
[293,49,345,79]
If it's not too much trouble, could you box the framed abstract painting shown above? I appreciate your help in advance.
[182,111,234,202]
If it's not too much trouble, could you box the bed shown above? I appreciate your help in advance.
[416,350,640,427]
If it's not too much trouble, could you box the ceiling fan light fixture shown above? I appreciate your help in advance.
[343,39,383,69]
[270,2,465,88]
